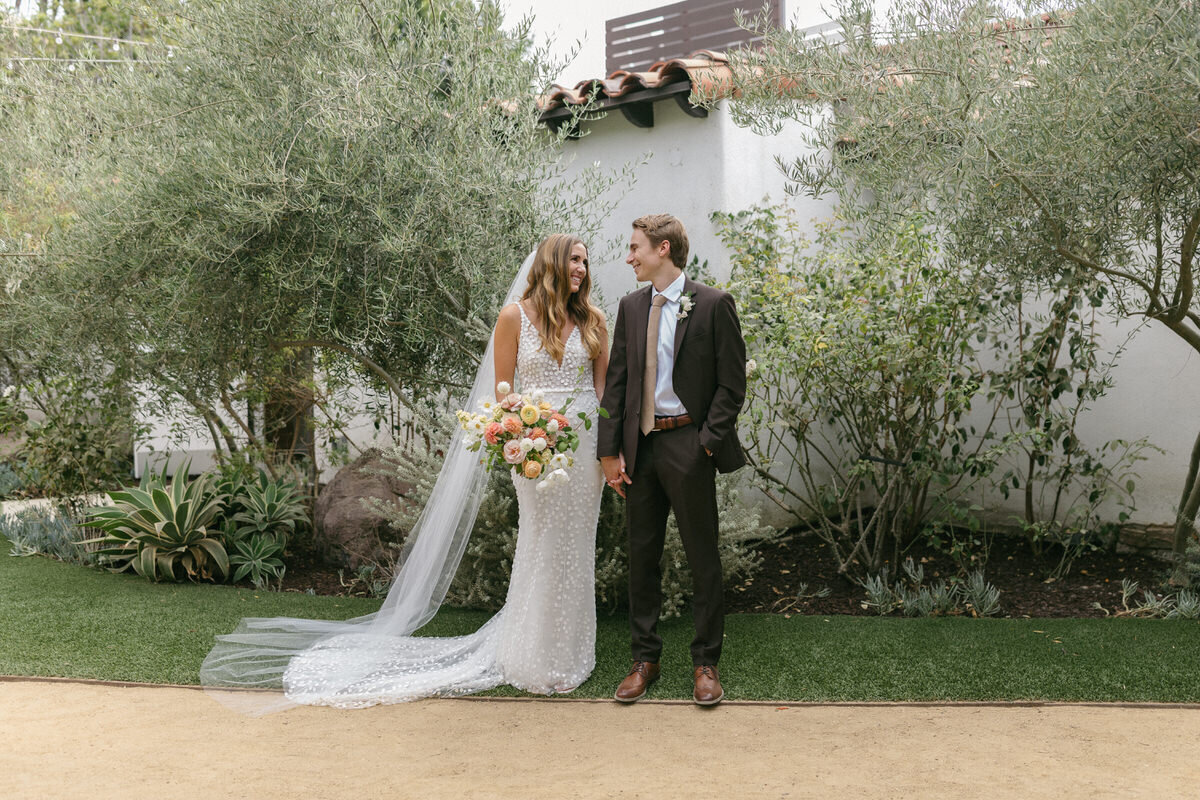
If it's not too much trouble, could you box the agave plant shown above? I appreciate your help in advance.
[82,465,228,582]
[231,474,307,541]
[229,532,287,589]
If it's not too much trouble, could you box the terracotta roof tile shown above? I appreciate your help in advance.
[539,49,733,113]
[537,13,1068,120]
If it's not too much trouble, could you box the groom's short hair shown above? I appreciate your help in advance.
[632,214,689,269]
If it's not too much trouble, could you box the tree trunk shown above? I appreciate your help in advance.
[1170,424,1200,584]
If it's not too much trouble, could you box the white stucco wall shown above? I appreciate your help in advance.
[557,99,818,307]
[1066,318,1200,524]
[132,378,398,482]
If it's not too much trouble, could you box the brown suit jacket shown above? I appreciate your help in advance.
[597,276,747,474]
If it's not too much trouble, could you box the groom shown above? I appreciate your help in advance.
[598,214,746,707]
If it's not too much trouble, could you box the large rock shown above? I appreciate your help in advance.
[313,449,414,570]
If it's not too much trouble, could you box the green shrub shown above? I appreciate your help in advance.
[0,463,21,499]
[230,473,306,539]
[0,372,140,504]
[0,507,95,565]
[77,461,309,587]
[213,467,307,588]
[861,558,1002,618]
[82,465,229,582]
[715,207,1006,581]
[1093,579,1200,620]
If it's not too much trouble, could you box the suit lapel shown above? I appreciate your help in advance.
[672,276,695,359]
[629,286,652,384]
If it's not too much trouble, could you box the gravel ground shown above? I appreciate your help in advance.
[4,677,1199,799]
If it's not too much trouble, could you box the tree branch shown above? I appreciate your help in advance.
[109,99,235,135]
[1055,245,1159,302]
[219,385,280,480]
[270,338,415,411]
[1164,207,1200,325]
[356,0,399,73]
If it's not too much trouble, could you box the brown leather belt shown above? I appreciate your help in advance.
[652,413,693,431]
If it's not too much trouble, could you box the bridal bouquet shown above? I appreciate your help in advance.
[457,382,585,491]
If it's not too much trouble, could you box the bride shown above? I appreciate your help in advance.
[200,234,608,711]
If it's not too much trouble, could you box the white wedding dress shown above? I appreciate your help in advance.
[275,304,604,706]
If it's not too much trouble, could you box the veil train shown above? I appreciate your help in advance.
[200,251,537,714]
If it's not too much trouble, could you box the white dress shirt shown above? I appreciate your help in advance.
[649,272,687,416]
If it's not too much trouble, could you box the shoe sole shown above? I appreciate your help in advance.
[614,676,659,703]
[693,690,724,707]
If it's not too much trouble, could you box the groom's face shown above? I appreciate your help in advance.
[626,228,670,284]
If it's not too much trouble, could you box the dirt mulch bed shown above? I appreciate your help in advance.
[277,529,1176,619]
[731,531,1173,618]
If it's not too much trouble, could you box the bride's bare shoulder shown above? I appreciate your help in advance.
[498,302,523,323]
[494,303,523,339]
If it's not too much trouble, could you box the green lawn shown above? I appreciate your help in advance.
[4,539,1200,702]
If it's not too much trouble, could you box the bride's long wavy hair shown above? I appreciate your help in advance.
[521,234,605,363]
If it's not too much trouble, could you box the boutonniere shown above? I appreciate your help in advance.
[677,293,695,321]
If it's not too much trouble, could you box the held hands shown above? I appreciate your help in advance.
[600,454,632,498]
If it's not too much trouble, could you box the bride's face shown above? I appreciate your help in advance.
[567,243,589,294]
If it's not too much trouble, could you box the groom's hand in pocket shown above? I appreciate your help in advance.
[601,454,631,499]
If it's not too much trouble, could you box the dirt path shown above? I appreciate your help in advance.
[3,678,1198,799]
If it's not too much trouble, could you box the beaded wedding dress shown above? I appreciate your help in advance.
[200,254,603,712]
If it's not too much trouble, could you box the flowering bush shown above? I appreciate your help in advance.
[714,206,1008,580]
[457,382,590,492]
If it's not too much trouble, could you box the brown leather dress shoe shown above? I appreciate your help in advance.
[614,660,661,703]
[693,665,724,706]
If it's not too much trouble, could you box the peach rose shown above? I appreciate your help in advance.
[528,427,546,441]
[523,460,543,479]
[502,414,523,435]
[502,440,525,464]
[484,422,503,445]
[550,412,570,430]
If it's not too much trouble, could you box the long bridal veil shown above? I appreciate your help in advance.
[200,251,537,714]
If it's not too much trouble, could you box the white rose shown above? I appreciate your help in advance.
[520,438,534,453]
[532,437,547,452]
[496,381,512,395]
[546,419,560,434]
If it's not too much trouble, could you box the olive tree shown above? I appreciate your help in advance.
[2,0,611,476]
[720,0,1200,568]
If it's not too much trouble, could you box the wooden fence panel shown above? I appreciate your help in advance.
[606,0,782,74]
